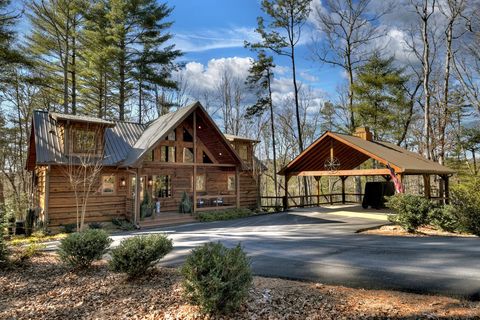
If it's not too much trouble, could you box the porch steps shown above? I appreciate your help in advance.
[139,212,197,228]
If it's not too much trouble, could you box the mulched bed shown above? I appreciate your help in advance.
[360,224,477,237]
[1,253,479,319]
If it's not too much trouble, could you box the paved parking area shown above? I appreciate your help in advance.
[115,205,480,299]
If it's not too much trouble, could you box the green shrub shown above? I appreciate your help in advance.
[17,242,46,263]
[387,194,433,232]
[451,179,480,236]
[88,222,103,229]
[428,205,460,233]
[179,191,192,213]
[181,242,252,314]
[61,223,77,233]
[112,218,135,231]
[197,208,253,222]
[58,229,112,268]
[0,228,8,266]
[109,234,173,278]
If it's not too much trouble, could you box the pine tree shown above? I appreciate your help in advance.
[27,0,85,114]
[245,51,279,198]
[248,0,311,154]
[0,0,28,82]
[79,0,116,118]
[106,0,181,121]
[352,53,409,141]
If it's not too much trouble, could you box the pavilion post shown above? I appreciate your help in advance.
[423,174,431,199]
[397,174,404,193]
[341,176,347,204]
[314,176,320,206]
[442,175,450,204]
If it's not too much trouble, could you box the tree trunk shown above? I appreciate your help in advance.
[138,81,143,124]
[119,38,126,121]
[63,31,70,114]
[267,70,278,198]
[421,1,432,160]
[71,20,77,115]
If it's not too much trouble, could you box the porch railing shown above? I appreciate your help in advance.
[260,193,364,211]
[195,194,237,212]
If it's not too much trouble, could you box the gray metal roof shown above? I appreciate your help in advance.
[32,111,145,166]
[30,101,246,168]
[50,112,115,126]
[104,121,146,165]
[121,102,198,167]
[33,111,65,164]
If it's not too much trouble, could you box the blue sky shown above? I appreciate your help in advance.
[167,0,342,98]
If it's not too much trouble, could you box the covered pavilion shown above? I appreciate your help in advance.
[278,128,455,207]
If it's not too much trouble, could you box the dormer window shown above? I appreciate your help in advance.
[72,129,96,154]
[238,144,248,162]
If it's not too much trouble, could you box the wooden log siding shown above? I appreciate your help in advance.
[46,166,127,226]
[36,108,260,228]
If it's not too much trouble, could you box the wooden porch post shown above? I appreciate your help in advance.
[235,167,240,208]
[423,174,431,199]
[134,168,140,225]
[283,175,290,211]
[341,176,347,204]
[193,112,197,213]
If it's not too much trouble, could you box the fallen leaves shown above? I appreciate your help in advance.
[0,253,479,319]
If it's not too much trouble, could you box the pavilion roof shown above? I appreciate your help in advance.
[278,131,455,176]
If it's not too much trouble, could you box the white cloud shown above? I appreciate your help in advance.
[173,27,260,52]
[300,70,319,82]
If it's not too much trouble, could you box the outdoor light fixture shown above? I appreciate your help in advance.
[218,152,222,156]
[120,177,126,187]
[148,177,153,186]
[198,125,202,129]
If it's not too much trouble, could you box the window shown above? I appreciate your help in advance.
[153,175,172,198]
[196,174,206,191]
[227,175,236,191]
[183,128,193,142]
[72,129,96,154]
[183,147,194,163]
[160,146,176,162]
[130,176,136,198]
[166,131,176,141]
[145,150,153,161]
[101,175,116,195]
[202,151,213,163]
[238,144,248,161]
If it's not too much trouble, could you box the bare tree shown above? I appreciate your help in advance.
[62,126,105,231]
[406,0,437,160]
[437,0,468,166]
[311,0,389,132]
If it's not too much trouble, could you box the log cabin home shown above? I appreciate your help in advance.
[26,102,261,229]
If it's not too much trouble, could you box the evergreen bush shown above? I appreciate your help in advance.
[109,234,173,278]
[58,229,112,268]
[181,242,252,314]
[387,194,433,232]
[428,205,460,233]
[450,178,480,236]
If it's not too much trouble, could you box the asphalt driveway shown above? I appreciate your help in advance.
[115,205,480,299]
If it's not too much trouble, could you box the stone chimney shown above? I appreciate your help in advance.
[353,127,373,141]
